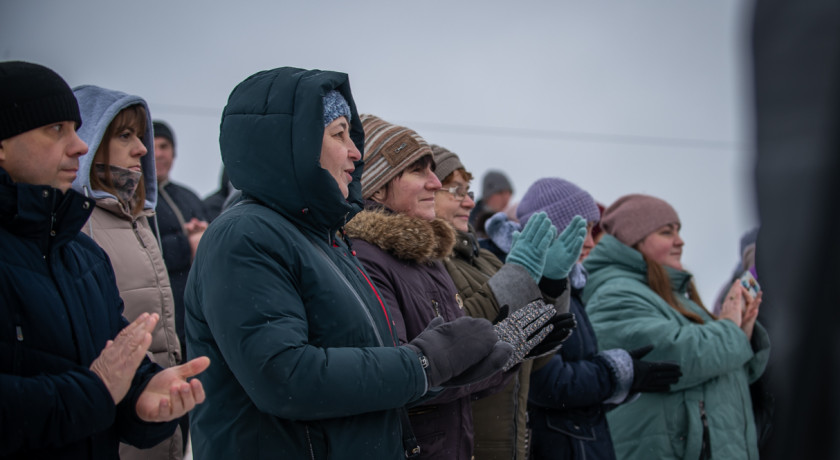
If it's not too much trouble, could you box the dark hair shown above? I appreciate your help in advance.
[638,251,711,324]
[379,154,435,198]
[90,104,147,216]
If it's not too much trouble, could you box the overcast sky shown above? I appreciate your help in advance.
[2,0,758,303]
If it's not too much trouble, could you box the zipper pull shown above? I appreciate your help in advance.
[16,326,23,341]
[431,300,441,317]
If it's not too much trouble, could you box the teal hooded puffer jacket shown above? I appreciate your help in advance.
[185,67,428,460]
[582,235,770,460]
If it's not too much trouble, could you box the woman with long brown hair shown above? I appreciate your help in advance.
[583,194,769,460]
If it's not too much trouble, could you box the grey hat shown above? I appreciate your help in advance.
[153,120,175,148]
[517,177,600,230]
[482,170,513,198]
[323,90,351,127]
[431,144,465,183]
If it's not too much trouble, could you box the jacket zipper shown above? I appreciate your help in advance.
[699,400,711,460]
[131,220,147,248]
[306,425,316,460]
[430,299,441,317]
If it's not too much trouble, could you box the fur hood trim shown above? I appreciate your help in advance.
[346,209,456,263]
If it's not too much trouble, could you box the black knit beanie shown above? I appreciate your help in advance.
[153,120,176,150]
[0,61,82,141]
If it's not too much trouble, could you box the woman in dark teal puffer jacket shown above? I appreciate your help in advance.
[185,67,505,460]
[185,67,431,460]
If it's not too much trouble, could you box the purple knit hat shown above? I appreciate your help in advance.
[517,178,600,230]
[601,193,680,246]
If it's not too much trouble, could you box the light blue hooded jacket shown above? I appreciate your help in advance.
[72,85,157,210]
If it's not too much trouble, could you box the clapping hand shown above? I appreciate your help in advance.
[90,313,158,404]
[136,356,210,422]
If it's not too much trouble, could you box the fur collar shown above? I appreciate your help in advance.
[346,209,456,264]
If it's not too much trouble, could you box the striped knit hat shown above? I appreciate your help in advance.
[360,114,434,198]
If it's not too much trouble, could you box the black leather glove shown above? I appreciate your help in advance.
[405,316,514,388]
[524,312,576,358]
[628,345,683,393]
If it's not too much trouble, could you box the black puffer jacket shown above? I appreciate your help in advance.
[0,168,172,459]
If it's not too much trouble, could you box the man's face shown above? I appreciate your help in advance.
[154,137,174,183]
[0,121,88,192]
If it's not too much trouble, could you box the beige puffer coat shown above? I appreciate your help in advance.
[83,198,183,460]
[82,198,181,367]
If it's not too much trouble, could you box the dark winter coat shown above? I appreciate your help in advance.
[154,179,206,356]
[0,168,173,459]
[185,67,427,460]
[583,235,770,460]
[528,287,620,460]
[443,229,542,460]
[347,208,509,460]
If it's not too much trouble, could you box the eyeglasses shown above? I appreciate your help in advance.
[440,184,475,201]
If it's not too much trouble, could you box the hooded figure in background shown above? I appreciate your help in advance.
[72,85,184,460]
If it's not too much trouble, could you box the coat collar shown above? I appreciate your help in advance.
[345,203,456,264]
[0,167,95,254]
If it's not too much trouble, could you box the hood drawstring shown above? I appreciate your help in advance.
[340,227,356,256]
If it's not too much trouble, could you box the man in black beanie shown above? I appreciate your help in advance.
[151,120,208,361]
[0,61,209,459]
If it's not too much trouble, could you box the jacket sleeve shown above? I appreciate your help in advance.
[358,248,509,405]
[193,227,427,421]
[0,364,116,455]
[528,351,617,409]
[745,321,771,384]
[484,263,543,314]
[586,278,756,391]
[444,257,541,323]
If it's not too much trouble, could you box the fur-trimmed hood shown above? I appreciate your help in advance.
[345,209,456,264]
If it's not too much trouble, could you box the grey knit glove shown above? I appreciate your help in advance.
[493,300,556,371]
[405,316,514,388]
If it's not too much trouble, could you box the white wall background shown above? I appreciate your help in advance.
[1,0,759,304]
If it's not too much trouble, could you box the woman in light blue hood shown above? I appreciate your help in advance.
[72,85,190,460]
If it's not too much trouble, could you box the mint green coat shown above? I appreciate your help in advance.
[582,235,770,460]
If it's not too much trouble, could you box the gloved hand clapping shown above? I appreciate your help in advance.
[628,345,682,393]
[524,311,576,358]
[505,212,557,283]
[543,215,587,280]
[405,316,514,388]
[493,300,556,371]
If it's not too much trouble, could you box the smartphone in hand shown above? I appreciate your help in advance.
[740,267,760,300]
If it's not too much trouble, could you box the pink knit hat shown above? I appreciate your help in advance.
[601,194,680,246]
